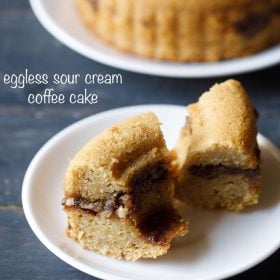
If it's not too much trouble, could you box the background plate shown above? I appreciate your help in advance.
[22,105,280,280]
[29,0,280,78]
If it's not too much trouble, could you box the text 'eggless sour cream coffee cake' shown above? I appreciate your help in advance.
[77,0,280,61]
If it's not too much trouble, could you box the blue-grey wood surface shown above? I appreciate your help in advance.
[0,0,279,279]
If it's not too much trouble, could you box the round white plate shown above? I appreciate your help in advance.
[29,0,280,78]
[22,105,280,280]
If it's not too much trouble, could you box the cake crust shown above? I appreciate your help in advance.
[178,79,260,169]
[64,112,167,200]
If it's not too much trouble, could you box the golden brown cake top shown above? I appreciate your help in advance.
[67,112,165,167]
[64,112,168,200]
[186,79,259,168]
[127,0,279,10]
[83,0,280,12]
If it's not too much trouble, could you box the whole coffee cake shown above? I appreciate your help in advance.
[77,0,280,61]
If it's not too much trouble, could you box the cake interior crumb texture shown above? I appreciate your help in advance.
[174,79,261,211]
[63,112,187,260]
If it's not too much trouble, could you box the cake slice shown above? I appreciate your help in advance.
[173,80,261,211]
[63,112,187,260]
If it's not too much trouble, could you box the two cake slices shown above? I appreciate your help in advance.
[62,79,261,260]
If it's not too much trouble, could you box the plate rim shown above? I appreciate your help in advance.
[22,104,280,280]
[29,0,280,78]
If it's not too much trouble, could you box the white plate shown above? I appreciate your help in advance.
[22,105,280,280]
[29,0,280,78]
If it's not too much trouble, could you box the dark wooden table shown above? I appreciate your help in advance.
[1,1,279,279]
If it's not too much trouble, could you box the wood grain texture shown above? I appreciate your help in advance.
[0,0,279,279]
[0,209,94,280]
